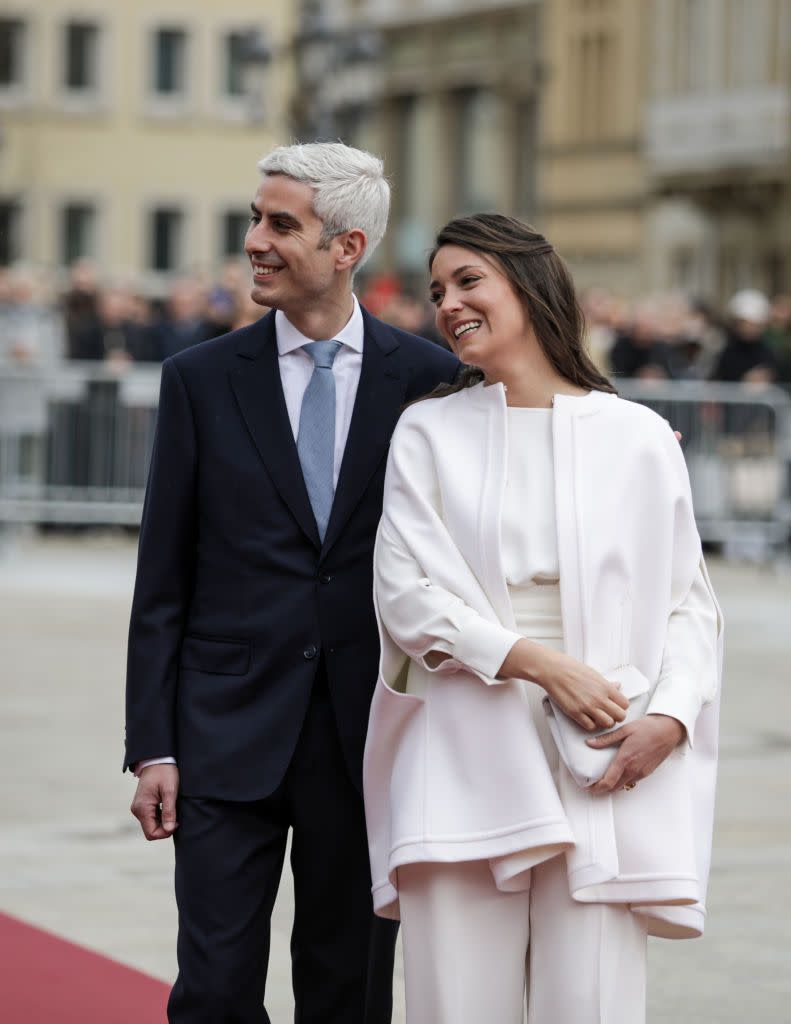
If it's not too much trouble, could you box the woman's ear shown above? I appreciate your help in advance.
[335,229,367,272]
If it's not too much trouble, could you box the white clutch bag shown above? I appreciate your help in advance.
[542,664,652,788]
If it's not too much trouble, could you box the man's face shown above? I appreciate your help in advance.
[244,174,340,313]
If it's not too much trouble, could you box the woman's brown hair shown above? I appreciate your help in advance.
[426,213,616,398]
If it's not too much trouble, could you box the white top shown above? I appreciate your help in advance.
[135,297,365,774]
[501,407,559,588]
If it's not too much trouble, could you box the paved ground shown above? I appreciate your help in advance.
[0,529,789,1022]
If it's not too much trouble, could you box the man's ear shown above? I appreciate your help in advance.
[334,229,367,273]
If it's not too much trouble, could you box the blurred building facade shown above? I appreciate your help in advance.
[539,0,650,295]
[1,0,789,306]
[323,0,542,279]
[0,0,294,290]
[645,0,791,303]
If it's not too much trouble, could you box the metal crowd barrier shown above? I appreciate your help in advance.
[0,362,161,525]
[616,379,791,560]
[1,366,789,558]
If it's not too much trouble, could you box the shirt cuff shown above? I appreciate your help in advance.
[449,618,525,684]
[134,756,177,777]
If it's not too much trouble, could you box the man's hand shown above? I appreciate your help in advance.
[586,714,684,795]
[131,764,180,840]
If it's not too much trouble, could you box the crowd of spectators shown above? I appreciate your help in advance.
[581,287,791,387]
[1,258,790,388]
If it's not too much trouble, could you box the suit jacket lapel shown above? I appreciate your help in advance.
[322,310,405,557]
[229,312,321,549]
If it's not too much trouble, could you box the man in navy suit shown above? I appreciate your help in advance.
[125,143,459,1023]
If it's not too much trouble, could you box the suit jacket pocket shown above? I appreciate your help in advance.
[180,634,250,676]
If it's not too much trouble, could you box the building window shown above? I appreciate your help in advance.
[64,21,100,91]
[149,208,184,272]
[454,89,504,211]
[153,28,187,95]
[0,18,26,88]
[221,211,249,259]
[223,32,247,97]
[516,98,538,217]
[61,203,96,266]
[0,199,22,265]
[676,0,709,92]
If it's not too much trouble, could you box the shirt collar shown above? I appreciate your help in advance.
[275,294,364,356]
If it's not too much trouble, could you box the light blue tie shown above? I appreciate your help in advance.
[297,340,342,540]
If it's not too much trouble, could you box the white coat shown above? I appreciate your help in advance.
[363,382,723,940]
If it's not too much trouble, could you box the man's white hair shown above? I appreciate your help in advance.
[257,142,390,270]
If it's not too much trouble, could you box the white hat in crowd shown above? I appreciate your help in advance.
[727,289,770,325]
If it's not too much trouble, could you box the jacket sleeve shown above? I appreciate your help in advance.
[124,358,197,770]
[647,561,720,745]
[375,409,522,685]
[646,421,723,745]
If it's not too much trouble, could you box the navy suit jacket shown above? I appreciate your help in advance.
[124,307,460,800]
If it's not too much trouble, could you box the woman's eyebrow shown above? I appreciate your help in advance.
[429,264,484,290]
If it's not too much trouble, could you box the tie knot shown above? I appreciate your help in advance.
[303,339,342,369]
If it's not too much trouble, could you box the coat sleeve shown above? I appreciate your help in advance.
[647,562,720,745]
[646,421,723,745]
[376,408,523,685]
[124,357,198,770]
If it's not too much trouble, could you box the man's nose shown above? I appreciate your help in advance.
[245,224,273,252]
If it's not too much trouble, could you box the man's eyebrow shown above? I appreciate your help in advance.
[268,209,302,226]
[429,264,484,290]
[249,204,302,227]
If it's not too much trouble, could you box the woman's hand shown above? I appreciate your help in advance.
[499,640,629,731]
[586,714,685,794]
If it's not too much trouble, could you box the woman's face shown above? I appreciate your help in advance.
[429,244,530,368]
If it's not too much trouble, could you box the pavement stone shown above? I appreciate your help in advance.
[0,529,789,1022]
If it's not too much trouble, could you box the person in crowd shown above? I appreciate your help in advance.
[69,287,158,364]
[764,293,791,384]
[711,289,778,385]
[380,289,449,349]
[0,268,63,364]
[364,214,722,1024]
[62,259,101,358]
[206,258,249,337]
[149,279,215,360]
[668,297,724,379]
[125,142,459,1024]
[579,286,617,374]
[608,298,675,379]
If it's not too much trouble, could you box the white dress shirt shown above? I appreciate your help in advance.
[135,298,365,775]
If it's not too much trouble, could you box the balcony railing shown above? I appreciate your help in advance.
[646,86,790,175]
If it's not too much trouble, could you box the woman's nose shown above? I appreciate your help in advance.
[439,291,462,313]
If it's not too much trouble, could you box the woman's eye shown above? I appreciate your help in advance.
[460,276,480,287]
[429,293,442,305]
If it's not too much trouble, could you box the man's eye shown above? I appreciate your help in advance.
[249,215,260,225]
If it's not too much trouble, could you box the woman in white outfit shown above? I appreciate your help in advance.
[363,214,723,1024]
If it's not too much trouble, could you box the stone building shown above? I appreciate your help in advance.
[322,0,543,278]
[645,0,791,302]
[0,0,294,288]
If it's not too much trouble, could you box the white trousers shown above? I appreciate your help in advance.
[398,853,648,1024]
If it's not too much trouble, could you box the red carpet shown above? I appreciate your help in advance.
[0,912,169,1022]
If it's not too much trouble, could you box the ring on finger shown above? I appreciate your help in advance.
[622,781,637,791]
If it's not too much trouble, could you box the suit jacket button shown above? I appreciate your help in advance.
[319,573,332,584]
[303,644,318,660]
